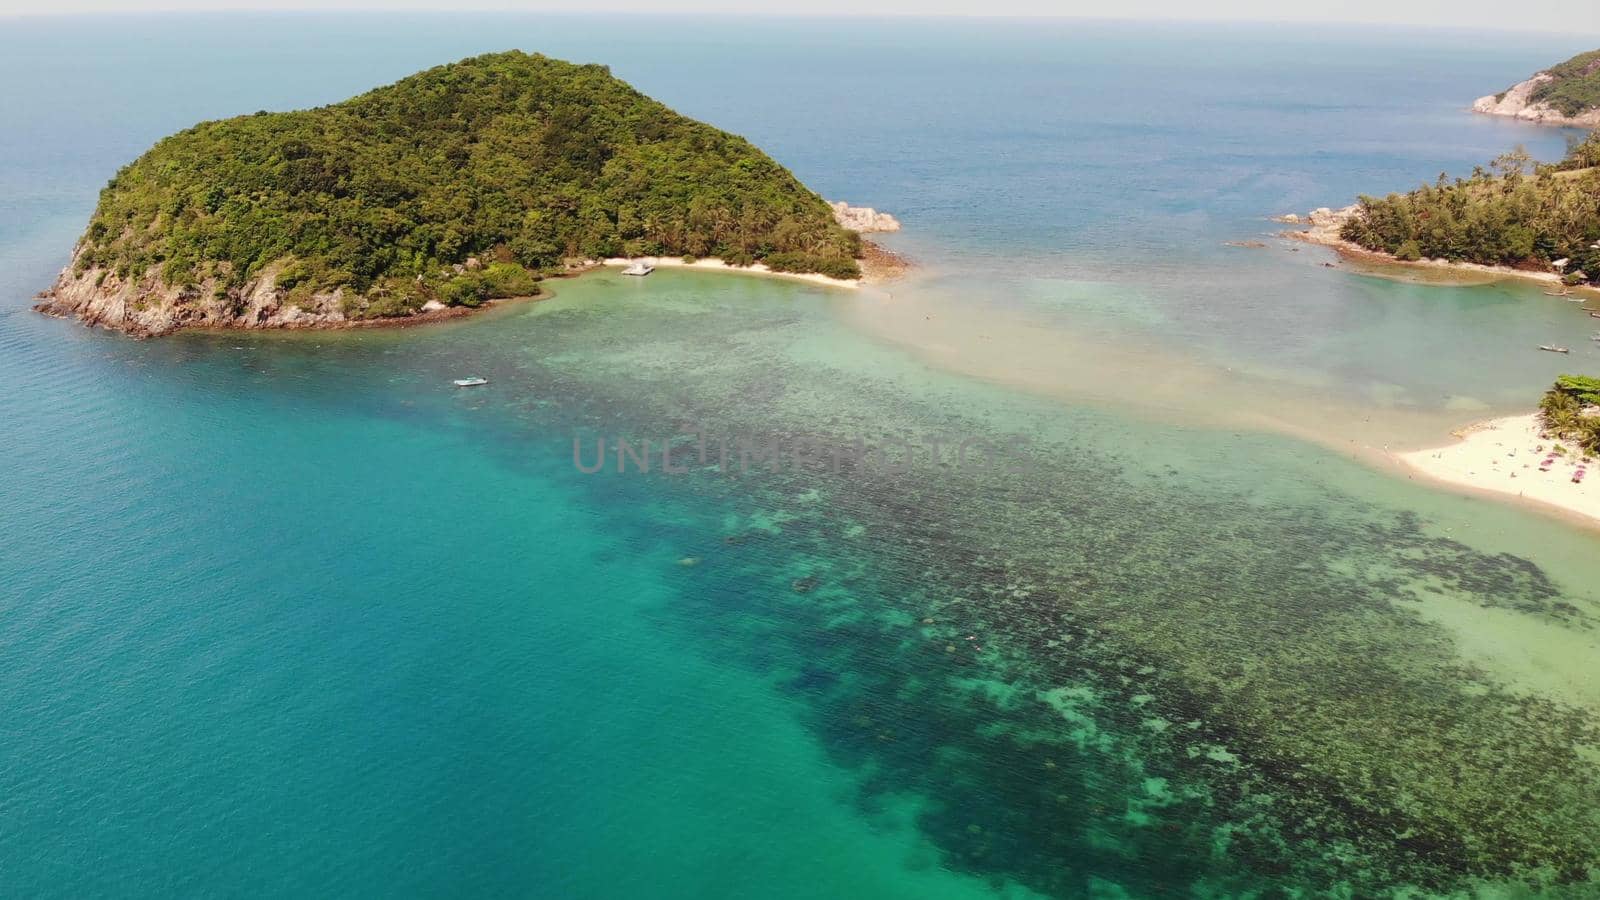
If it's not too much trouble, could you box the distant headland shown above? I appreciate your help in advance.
[35,51,902,338]
[1281,133,1600,290]
[1472,49,1600,128]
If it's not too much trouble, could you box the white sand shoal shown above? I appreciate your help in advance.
[1397,414,1600,526]
[602,257,860,289]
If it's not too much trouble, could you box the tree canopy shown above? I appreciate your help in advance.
[77,50,861,317]
[1339,134,1600,284]
[1541,375,1600,454]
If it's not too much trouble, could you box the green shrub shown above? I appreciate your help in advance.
[763,251,862,280]
[436,262,541,308]
[345,277,426,319]
[479,262,540,298]
[1530,49,1600,117]
[437,277,487,308]
[1554,375,1600,406]
[1540,376,1600,454]
[275,264,311,291]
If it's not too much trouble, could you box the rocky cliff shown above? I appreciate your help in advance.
[1473,76,1600,128]
[35,254,354,338]
[1473,51,1600,128]
[829,202,902,233]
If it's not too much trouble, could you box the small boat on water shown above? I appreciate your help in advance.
[1539,345,1571,354]
[453,377,489,387]
[621,261,655,277]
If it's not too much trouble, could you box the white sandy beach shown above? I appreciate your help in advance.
[602,256,861,289]
[1397,414,1600,527]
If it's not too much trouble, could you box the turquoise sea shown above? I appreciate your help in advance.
[5,14,1600,897]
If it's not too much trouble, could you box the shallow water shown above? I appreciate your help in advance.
[5,14,1600,898]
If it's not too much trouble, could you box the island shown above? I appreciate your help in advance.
[35,51,891,337]
[1284,132,1600,287]
[1473,49,1600,128]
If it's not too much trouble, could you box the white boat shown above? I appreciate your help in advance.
[1538,345,1570,354]
[453,377,488,387]
[621,261,655,276]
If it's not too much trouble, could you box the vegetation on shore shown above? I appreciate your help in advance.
[1338,134,1600,284]
[1526,49,1600,118]
[1539,375,1600,453]
[74,51,861,320]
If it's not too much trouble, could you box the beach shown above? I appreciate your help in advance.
[1397,413,1600,527]
[602,255,862,289]
[602,239,908,289]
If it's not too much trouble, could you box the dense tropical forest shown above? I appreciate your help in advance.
[1526,49,1600,118]
[1540,375,1600,453]
[75,51,861,318]
[1338,133,1600,284]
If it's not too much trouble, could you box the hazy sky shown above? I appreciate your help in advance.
[1,0,1597,32]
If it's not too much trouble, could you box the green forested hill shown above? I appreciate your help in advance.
[76,51,861,315]
[1528,49,1600,117]
[1338,134,1600,284]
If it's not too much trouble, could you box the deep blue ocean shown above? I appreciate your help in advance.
[4,15,1600,898]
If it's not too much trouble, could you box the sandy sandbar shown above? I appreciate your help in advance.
[1397,414,1600,527]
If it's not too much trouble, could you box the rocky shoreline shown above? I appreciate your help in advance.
[36,201,907,338]
[828,201,901,234]
[1278,206,1597,292]
[36,253,348,338]
[31,251,562,339]
[1472,74,1600,128]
